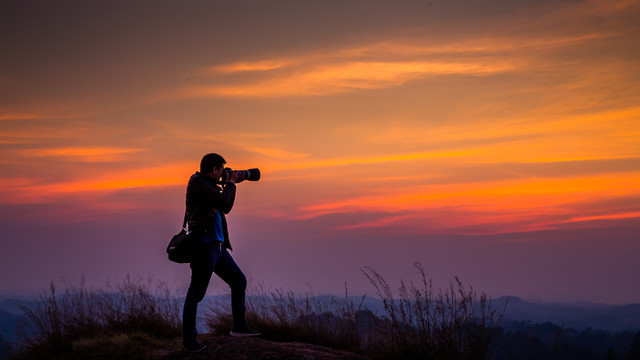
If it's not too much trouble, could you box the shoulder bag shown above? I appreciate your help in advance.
[166,210,194,263]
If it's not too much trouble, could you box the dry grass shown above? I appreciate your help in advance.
[206,262,503,359]
[11,264,502,359]
[205,282,365,351]
[13,275,181,360]
[361,262,503,359]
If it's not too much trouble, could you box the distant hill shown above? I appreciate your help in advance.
[337,295,640,333]
[0,297,33,343]
[0,308,20,343]
[491,296,640,332]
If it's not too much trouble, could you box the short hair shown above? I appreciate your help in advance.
[200,153,226,174]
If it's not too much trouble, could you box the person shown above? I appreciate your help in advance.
[182,153,260,353]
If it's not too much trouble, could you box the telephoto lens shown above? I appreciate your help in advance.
[238,168,260,181]
[222,168,260,183]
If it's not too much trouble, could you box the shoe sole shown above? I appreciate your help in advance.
[230,331,261,337]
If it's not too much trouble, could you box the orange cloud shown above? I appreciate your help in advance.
[341,33,613,58]
[549,0,639,19]
[356,106,640,164]
[555,211,640,225]
[207,60,294,73]
[169,6,629,101]
[268,149,475,170]
[182,60,515,98]
[256,105,638,175]
[21,147,145,162]
[0,122,104,146]
[0,162,192,205]
[293,172,640,234]
[0,113,81,121]
[150,123,309,161]
[0,106,90,121]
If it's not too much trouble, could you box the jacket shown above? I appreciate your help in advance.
[185,171,236,250]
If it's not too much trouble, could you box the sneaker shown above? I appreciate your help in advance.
[230,325,260,337]
[184,340,207,353]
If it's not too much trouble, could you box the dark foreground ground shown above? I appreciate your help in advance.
[154,335,368,360]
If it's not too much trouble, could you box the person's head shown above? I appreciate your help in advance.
[200,153,226,179]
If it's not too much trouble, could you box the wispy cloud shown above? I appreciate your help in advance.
[20,147,145,162]
[547,0,639,20]
[168,5,628,101]
[0,113,74,121]
[267,149,475,171]
[182,60,515,98]
[290,171,640,235]
[0,162,192,205]
[356,106,640,162]
[0,107,89,121]
[207,60,294,73]
[554,211,640,225]
[152,123,310,161]
[339,33,614,58]
[256,105,640,176]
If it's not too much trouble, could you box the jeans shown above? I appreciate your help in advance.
[183,241,247,343]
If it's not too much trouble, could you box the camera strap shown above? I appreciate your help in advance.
[181,209,188,231]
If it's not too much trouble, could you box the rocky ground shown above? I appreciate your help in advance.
[154,335,368,360]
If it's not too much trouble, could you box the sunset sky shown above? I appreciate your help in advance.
[1,0,639,304]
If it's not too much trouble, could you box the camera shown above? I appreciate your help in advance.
[221,168,261,183]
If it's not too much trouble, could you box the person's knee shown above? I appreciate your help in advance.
[232,273,247,291]
[186,282,210,304]
[185,292,205,305]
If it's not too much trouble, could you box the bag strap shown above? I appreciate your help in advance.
[182,209,188,231]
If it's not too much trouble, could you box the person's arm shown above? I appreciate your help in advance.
[187,170,238,213]
[217,169,238,214]
[218,182,236,214]
[197,179,235,213]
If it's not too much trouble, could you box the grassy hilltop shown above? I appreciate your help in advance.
[6,265,640,359]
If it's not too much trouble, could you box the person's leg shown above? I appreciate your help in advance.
[183,242,217,345]
[214,248,257,334]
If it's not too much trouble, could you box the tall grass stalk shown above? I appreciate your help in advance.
[15,275,181,359]
[206,282,366,350]
[361,262,502,359]
[205,263,501,359]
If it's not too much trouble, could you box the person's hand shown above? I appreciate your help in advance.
[227,169,239,183]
